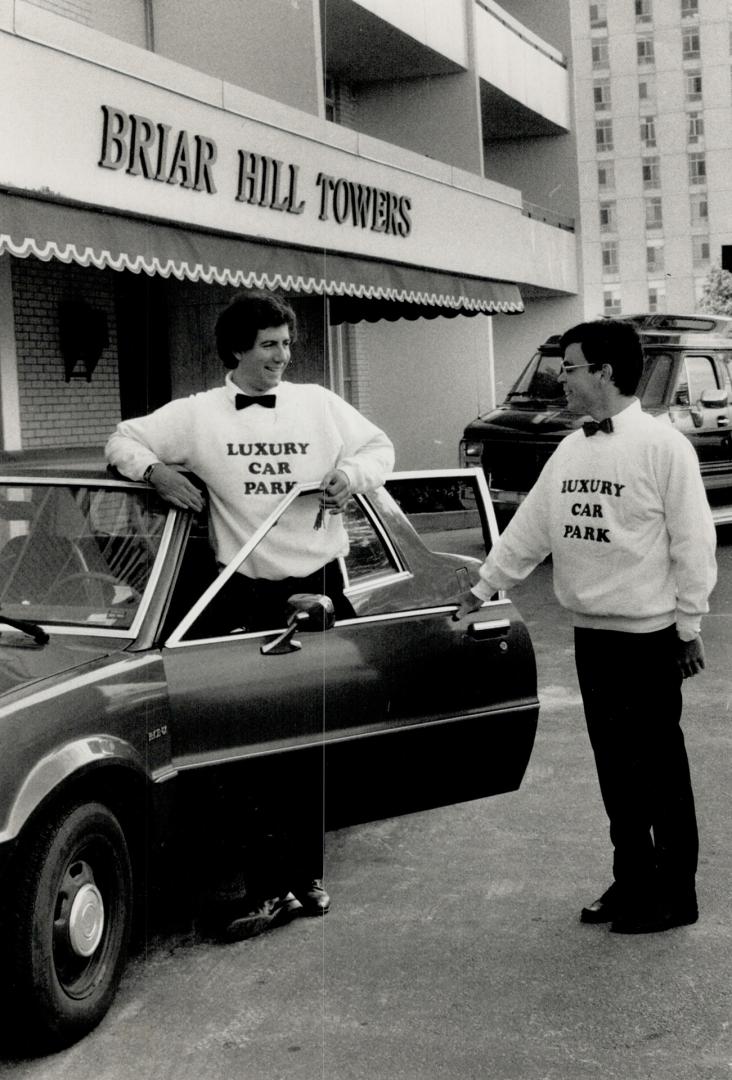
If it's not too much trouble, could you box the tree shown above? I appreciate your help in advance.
[698,265,732,315]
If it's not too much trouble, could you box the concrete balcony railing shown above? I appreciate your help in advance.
[522,201,575,233]
[474,0,570,135]
[341,0,469,70]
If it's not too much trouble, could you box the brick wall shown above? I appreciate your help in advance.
[11,257,121,448]
[345,322,373,417]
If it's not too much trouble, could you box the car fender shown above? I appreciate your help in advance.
[0,734,151,844]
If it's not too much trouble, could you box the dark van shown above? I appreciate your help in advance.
[460,313,732,527]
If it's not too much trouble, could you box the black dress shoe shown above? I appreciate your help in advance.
[580,883,620,924]
[610,902,699,935]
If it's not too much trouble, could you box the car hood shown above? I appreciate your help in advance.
[466,403,584,437]
[0,634,120,699]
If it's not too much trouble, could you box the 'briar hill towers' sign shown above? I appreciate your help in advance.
[97,105,413,238]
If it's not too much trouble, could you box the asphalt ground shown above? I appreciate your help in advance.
[1,530,731,1079]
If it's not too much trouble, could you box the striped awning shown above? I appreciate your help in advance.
[0,190,523,323]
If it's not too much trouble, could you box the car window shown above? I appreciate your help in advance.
[0,484,167,629]
[638,352,674,407]
[723,357,732,395]
[342,499,399,584]
[385,474,492,561]
[673,354,718,405]
[177,488,405,641]
[172,474,493,643]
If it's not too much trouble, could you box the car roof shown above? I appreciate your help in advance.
[618,313,732,336]
[540,313,732,353]
[0,446,120,481]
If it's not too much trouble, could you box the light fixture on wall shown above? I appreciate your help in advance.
[58,300,109,382]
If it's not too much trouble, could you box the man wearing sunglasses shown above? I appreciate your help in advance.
[454,318,717,935]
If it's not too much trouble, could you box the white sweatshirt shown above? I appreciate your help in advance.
[106,375,395,579]
[473,400,717,636]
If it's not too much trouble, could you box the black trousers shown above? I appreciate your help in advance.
[198,558,355,638]
[574,626,698,905]
[210,558,354,633]
[201,561,349,904]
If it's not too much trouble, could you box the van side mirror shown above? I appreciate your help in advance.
[700,387,729,408]
[260,593,335,655]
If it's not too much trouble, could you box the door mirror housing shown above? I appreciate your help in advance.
[700,387,729,408]
[260,593,335,655]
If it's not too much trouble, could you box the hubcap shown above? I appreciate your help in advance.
[68,882,105,957]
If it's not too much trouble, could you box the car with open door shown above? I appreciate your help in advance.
[0,450,538,1048]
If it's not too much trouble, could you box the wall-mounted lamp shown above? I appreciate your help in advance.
[58,300,109,382]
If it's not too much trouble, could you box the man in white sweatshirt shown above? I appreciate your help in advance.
[454,319,717,935]
[106,289,394,940]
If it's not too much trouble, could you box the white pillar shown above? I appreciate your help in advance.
[485,314,496,411]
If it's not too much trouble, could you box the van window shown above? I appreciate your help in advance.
[673,355,718,406]
[638,352,674,407]
[508,353,565,401]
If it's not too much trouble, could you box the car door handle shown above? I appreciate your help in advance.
[717,416,730,427]
[467,618,511,644]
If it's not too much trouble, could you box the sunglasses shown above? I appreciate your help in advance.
[559,362,596,375]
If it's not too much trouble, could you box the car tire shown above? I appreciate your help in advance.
[8,801,133,1048]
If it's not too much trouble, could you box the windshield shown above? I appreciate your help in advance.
[0,483,167,630]
[507,351,565,402]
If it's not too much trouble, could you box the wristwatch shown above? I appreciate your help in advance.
[142,463,159,483]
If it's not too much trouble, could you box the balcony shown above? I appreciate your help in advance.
[321,0,467,81]
[474,0,570,138]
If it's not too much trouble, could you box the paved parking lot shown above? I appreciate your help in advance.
[1,531,730,1080]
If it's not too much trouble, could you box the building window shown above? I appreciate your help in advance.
[324,76,340,122]
[596,119,614,152]
[647,243,665,274]
[603,288,621,315]
[689,151,706,184]
[686,71,702,100]
[602,241,619,275]
[594,79,612,110]
[681,0,698,17]
[692,235,710,267]
[645,197,663,230]
[638,77,656,107]
[590,2,607,28]
[600,201,617,232]
[687,112,704,143]
[598,162,615,190]
[635,0,652,22]
[637,37,655,65]
[592,39,609,68]
[690,192,708,226]
[640,115,656,148]
[642,156,661,188]
[682,29,700,59]
[648,285,666,313]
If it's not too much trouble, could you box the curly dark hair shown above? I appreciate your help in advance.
[215,291,297,369]
[559,320,644,396]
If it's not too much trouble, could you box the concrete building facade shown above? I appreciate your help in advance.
[572,0,732,319]
[0,0,582,466]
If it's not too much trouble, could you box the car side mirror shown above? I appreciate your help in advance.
[700,387,729,408]
[260,593,335,656]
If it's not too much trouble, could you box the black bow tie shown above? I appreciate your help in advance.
[583,417,614,437]
[235,393,276,410]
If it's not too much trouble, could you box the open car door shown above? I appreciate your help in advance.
[161,469,538,829]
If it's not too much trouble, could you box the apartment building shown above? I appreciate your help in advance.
[0,0,581,465]
[573,0,732,317]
